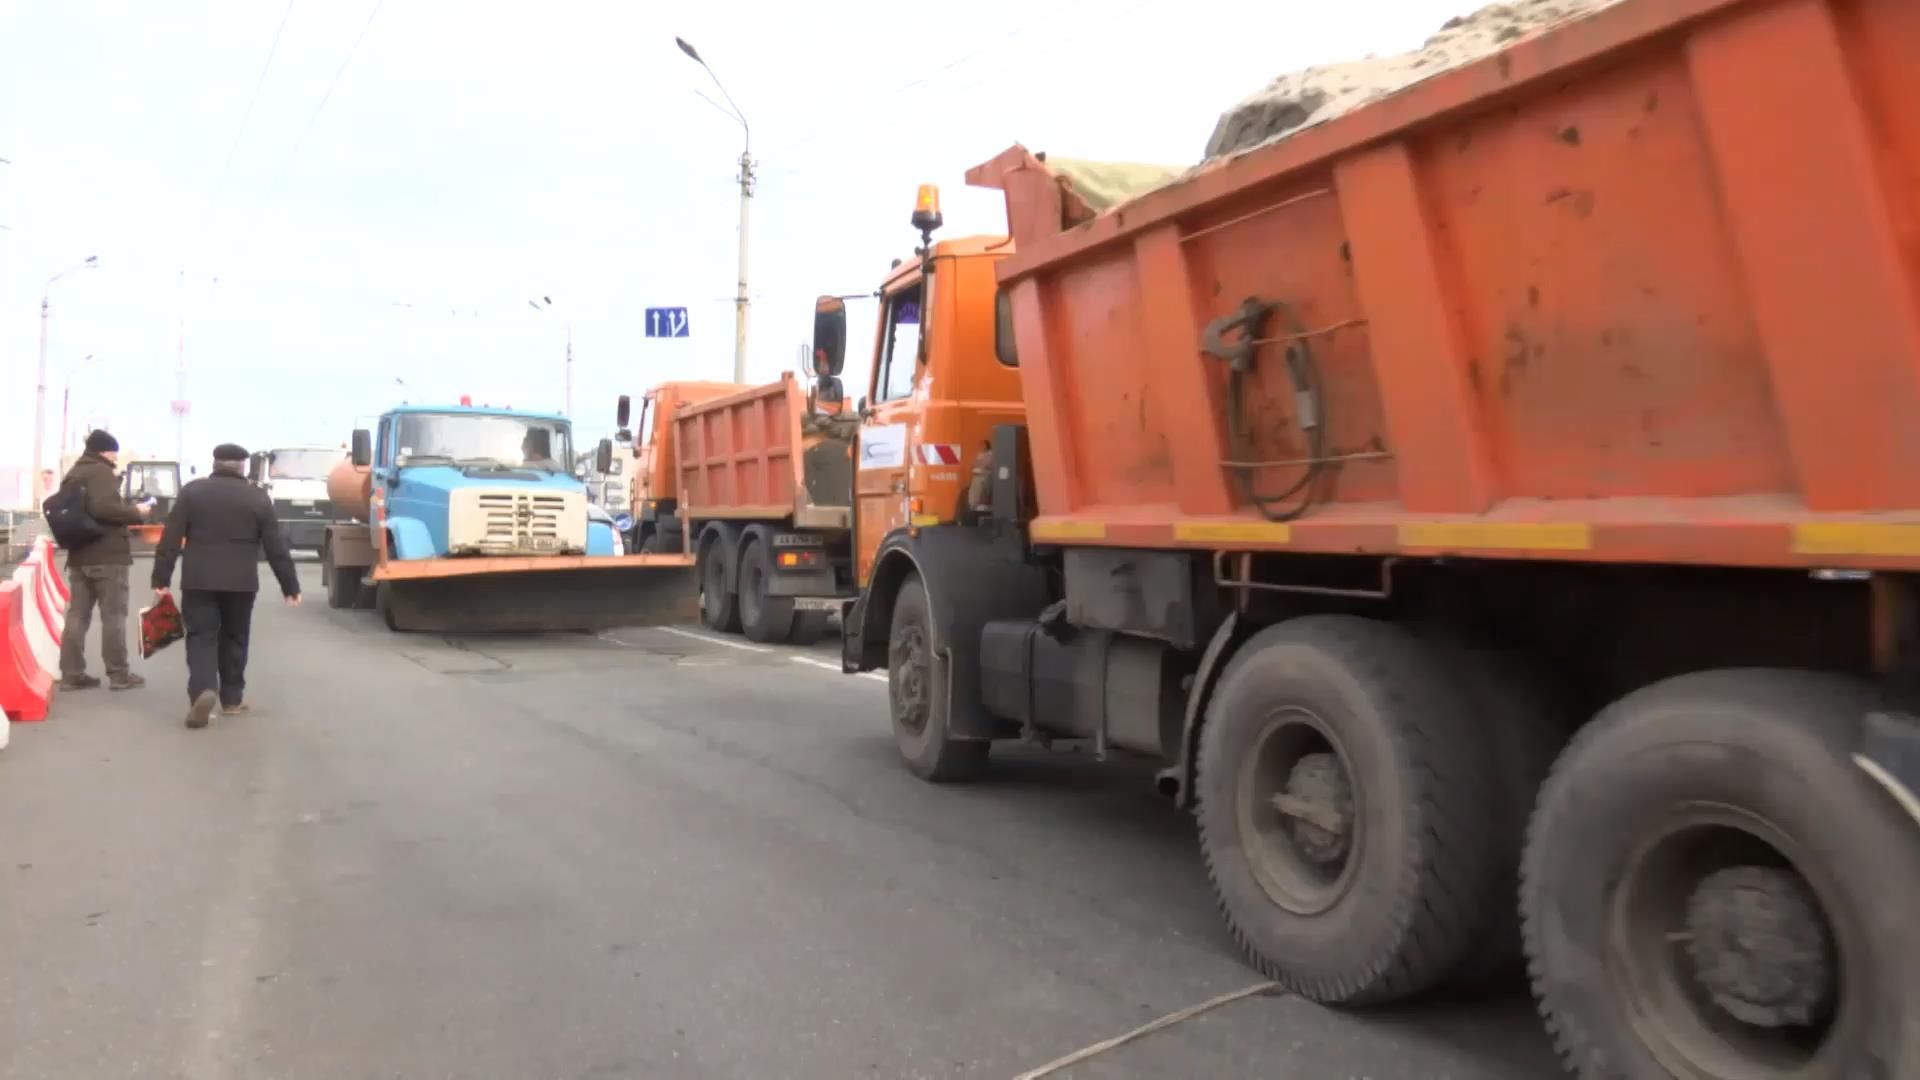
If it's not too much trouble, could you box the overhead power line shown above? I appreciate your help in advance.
[220,0,299,175]
[283,0,388,174]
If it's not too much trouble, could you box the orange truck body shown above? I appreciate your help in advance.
[970,0,1920,570]
[625,381,740,549]
[836,0,1920,1059]
[675,375,853,533]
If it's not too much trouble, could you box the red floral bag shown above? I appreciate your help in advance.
[140,593,184,658]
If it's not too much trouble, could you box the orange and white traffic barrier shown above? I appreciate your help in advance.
[14,561,62,686]
[0,578,52,726]
[21,536,68,604]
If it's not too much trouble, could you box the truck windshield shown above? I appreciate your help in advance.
[394,413,573,473]
[269,448,343,480]
[124,463,179,498]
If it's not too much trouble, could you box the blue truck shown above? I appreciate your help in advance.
[319,403,695,632]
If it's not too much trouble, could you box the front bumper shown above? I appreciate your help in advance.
[372,553,693,581]
[281,520,329,551]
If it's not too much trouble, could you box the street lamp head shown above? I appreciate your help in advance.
[675,37,702,63]
[84,255,98,267]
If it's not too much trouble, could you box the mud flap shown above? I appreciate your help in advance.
[379,565,698,633]
[1857,711,1920,829]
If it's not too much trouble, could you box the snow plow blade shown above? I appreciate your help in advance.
[372,555,697,633]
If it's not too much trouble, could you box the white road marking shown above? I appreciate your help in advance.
[600,626,885,682]
[656,626,770,653]
[789,655,887,683]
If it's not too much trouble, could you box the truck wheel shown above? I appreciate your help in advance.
[889,574,987,781]
[1522,670,1920,1080]
[697,534,740,633]
[327,561,365,611]
[788,610,830,646]
[1195,615,1499,1005]
[376,582,412,632]
[737,538,797,643]
[1431,641,1569,993]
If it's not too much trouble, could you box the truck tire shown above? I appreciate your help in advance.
[1429,640,1569,993]
[788,610,830,646]
[889,574,987,781]
[697,534,740,633]
[1195,615,1499,1005]
[1522,670,1920,1080]
[327,561,365,611]
[737,537,796,644]
[376,582,411,633]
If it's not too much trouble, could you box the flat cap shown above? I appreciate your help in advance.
[212,443,249,462]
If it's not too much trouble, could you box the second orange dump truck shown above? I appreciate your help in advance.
[824,0,1920,1075]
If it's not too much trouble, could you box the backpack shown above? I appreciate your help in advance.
[42,479,105,550]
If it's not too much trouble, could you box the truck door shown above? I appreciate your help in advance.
[856,278,927,583]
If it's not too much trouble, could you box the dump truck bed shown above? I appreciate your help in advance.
[675,374,854,531]
[971,0,1920,570]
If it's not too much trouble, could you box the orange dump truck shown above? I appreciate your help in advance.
[837,0,1920,1073]
[667,241,1022,648]
[670,373,858,645]
[607,381,741,554]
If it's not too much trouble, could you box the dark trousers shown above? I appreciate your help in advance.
[60,565,131,680]
[182,590,256,706]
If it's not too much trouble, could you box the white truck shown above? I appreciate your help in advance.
[249,445,348,554]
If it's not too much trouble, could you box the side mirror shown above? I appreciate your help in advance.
[811,295,847,378]
[350,428,372,467]
[595,438,614,475]
[616,394,631,429]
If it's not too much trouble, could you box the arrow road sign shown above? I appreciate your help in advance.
[645,307,690,339]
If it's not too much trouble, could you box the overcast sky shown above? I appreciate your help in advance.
[2,0,1460,480]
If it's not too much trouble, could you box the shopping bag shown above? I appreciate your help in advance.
[140,593,184,658]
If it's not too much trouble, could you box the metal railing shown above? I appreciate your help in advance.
[1,509,44,569]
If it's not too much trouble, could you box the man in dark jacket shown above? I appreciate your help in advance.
[152,443,302,729]
[57,429,153,691]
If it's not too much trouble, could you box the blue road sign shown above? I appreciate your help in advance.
[645,307,690,339]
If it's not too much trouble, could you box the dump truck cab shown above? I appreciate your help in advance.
[835,206,1024,587]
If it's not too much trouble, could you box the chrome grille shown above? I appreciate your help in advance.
[475,492,570,553]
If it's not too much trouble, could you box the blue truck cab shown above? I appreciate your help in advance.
[320,404,647,628]
[358,404,619,561]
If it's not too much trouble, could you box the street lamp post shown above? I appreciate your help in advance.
[60,353,95,467]
[32,255,99,507]
[676,36,753,384]
[528,296,572,417]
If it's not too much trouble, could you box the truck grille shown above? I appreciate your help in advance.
[276,498,335,520]
[475,493,570,553]
[447,487,587,556]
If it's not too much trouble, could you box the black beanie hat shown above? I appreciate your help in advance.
[84,429,119,455]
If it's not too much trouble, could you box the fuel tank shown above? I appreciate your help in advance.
[327,460,372,523]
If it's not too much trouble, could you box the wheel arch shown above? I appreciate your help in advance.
[1158,610,1253,807]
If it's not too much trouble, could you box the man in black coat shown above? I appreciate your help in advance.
[152,443,302,729]
[57,429,154,691]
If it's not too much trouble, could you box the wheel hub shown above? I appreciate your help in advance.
[1685,865,1838,1029]
[1273,752,1353,867]
[891,626,929,734]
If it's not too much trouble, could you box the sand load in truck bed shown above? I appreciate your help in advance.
[1203,0,1623,160]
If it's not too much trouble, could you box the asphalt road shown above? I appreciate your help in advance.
[1,562,1561,1080]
